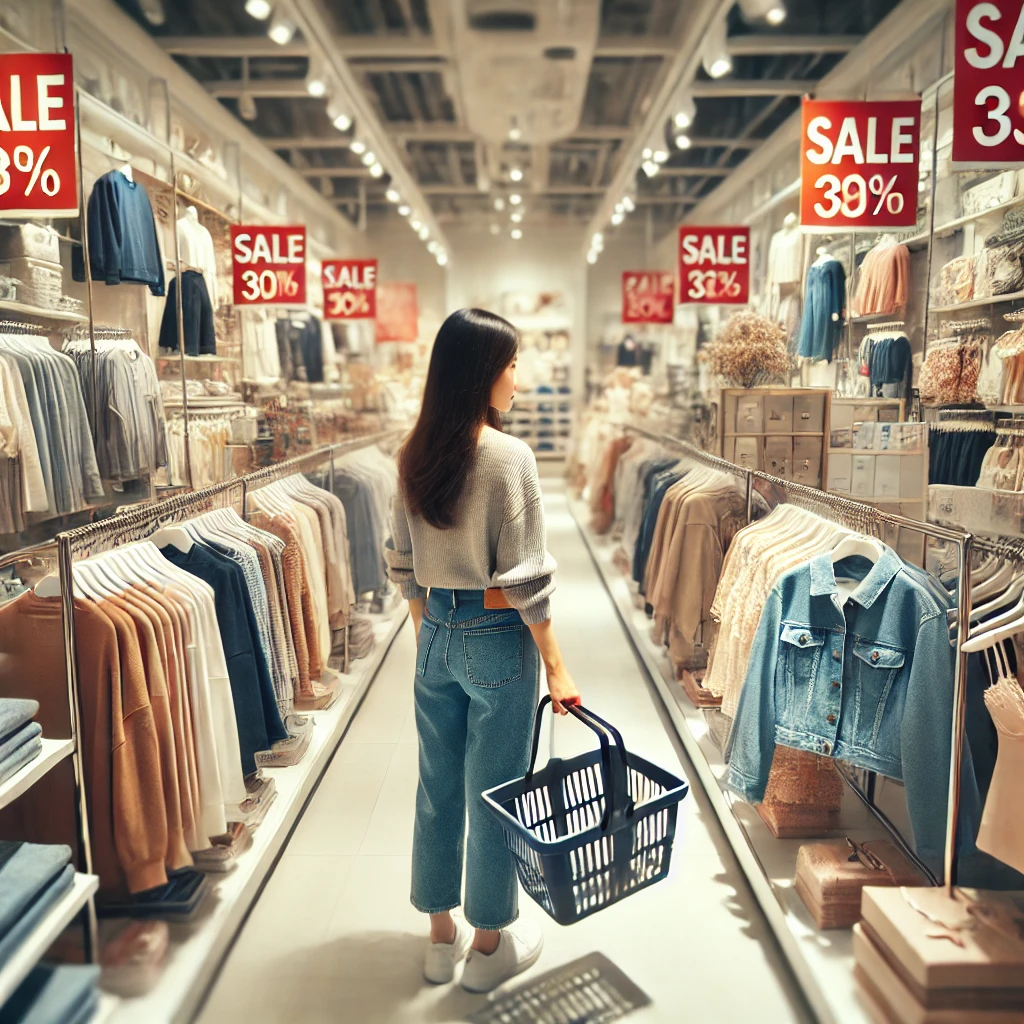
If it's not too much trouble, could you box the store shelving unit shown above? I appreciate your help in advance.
[930,288,1024,315]
[0,873,100,1007]
[0,738,74,813]
[0,299,89,324]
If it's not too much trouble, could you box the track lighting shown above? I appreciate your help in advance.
[138,0,166,26]
[702,17,732,79]
[427,241,439,253]
[418,225,429,240]
[621,195,635,213]
[591,232,604,250]
[326,97,352,131]
[675,133,692,150]
[437,252,448,266]
[673,91,696,130]
[268,10,296,45]
[509,167,523,183]
[385,188,401,203]
[611,211,624,225]
[350,139,366,155]
[306,59,328,97]
[369,163,384,177]
[642,160,660,177]
[398,204,411,216]
[361,150,376,167]
[238,93,258,121]
[493,197,506,212]
[245,0,272,19]
[738,0,786,24]
[510,211,523,223]
[509,193,522,206]
[586,250,598,265]
[410,218,422,231]
[511,228,523,240]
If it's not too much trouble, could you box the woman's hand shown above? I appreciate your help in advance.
[546,662,581,715]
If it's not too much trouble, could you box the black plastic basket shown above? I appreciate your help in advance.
[482,697,689,926]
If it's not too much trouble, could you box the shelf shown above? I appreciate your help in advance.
[0,299,88,324]
[156,355,239,363]
[0,873,99,1007]
[571,502,896,1024]
[106,605,408,1024]
[828,449,924,456]
[724,431,825,437]
[930,289,1024,314]
[0,738,74,814]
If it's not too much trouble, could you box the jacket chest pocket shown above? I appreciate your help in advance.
[780,625,826,711]
[851,641,906,745]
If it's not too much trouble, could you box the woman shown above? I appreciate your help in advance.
[385,307,580,994]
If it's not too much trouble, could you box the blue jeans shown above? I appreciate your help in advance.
[411,589,539,930]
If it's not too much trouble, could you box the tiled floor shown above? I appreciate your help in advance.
[197,483,811,1024]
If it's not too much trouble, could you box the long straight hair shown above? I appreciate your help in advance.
[399,307,519,529]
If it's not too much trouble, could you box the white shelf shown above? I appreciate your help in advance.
[570,497,902,1024]
[0,299,88,324]
[106,605,408,1024]
[828,449,924,456]
[0,872,99,1006]
[930,289,1024,314]
[0,738,74,813]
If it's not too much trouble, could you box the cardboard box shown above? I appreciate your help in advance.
[828,453,852,494]
[792,436,822,486]
[875,455,903,499]
[733,436,760,470]
[735,394,764,434]
[764,436,792,477]
[793,393,825,433]
[901,455,925,499]
[830,402,855,449]
[764,395,794,433]
[851,454,876,497]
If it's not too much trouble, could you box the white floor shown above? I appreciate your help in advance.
[197,483,811,1024]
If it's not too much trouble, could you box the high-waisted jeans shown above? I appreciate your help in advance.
[411,588,539,930]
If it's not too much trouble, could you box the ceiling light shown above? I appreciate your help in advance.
[361,150,376,166]
[369,162,384,177]
[621,195,635,212]
[410,219,422,231]
[766,4,786,25]
[509,167,523,183]
[587,250,598,265]
[493,197,505,211]
[268,10,296,45]
[238,93,258,121]
[437,252,448,266]
[591,232,604,250]
[418,225,429,240]
[397,204,411,216]
[385,188,401,203]
[489,223,500,235]
[611,211,624,225]
[614,201,624,214]
[350,139,366,155]
[306,60,328,97]
[673,92,696,130]
[702,17,732,79]
[675,133,692,150]
[326,97,352,132]
[427,241,439,253]
[138,0,166,25]
[642,160,660,177]
[511,228,523,240]
[510,211,523,223]
[245,0,272,19]
[739,0,786,24]
[508,118,522,141]
[644,130,669,164]
[509,193,522,206]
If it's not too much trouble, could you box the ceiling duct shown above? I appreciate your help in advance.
[448,0,600,145]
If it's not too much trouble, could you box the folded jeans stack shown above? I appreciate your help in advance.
[0,698,42,784]
[0,841,75,965]
[1,964,100,1024]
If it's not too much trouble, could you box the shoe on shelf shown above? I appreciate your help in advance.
[423,914,473,984]
[460,921,543,993]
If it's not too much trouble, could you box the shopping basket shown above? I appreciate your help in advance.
[482,696,689,926]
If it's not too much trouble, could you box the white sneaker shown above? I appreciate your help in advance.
[460,921,543,993]
[423,915,473,984]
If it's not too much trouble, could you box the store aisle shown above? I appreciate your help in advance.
[197,481,810,1024]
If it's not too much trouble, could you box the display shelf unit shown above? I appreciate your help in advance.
[570,500,889,1024]
[105,605,407,1024]
[0,299,89,324]
[930,288,1024,314]
[0,873,100,1007]
[0,738,74,814]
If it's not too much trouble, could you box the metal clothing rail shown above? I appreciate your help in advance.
[616,423,974,894]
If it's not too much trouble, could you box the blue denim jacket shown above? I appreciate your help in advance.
[726,548,981,878]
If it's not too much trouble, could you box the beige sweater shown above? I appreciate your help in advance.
[385,428,556,624]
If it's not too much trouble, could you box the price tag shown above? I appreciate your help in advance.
[322,258,377,320]
[622,271,675,323]
[953,0,1024,168]
[678,227,749,305]
[230,225,306,306]
[800,98,921,229]
[0,53,78,218]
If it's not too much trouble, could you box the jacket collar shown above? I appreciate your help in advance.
[808,548,902,608]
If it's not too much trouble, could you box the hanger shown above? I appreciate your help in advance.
[783,212,797,229]
[152,526,193,552]
[119,163,134,183]
[830,533,884,565]
[34,573,62,598]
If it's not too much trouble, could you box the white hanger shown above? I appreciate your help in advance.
[783,211,798,229]
[152,526,194,553]
[34,573,62,598]
[119,163,134,183]
[971,560,1017,603]
[830,534,885,564]
[969,570,1024,622]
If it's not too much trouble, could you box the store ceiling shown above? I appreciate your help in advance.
[115,0,904,238]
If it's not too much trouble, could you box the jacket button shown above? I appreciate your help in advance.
[800,634,809,643]
[831,681,840,689]
[827,713,836,724]
[871,651,880,662]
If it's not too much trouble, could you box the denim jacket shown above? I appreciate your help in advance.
[726,548,981,878]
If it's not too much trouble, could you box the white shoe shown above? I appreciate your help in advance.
[423,915,473,984]
[460,921,543,993]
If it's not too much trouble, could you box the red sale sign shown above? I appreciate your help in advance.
[0,53,78,218]
[954,0,1024,168]
[800,98,921,229]
[678,227,749,305]
[230,225,306,306]
[323,259,376,319]
[622,271,674,323]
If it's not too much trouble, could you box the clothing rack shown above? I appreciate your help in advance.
[944,316,991,332]
[0,320,45,335]
[865,320,906,332]
[1004,310,1024,323]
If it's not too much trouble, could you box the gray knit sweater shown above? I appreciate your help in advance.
[384,427,557,624]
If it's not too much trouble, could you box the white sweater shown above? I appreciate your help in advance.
[384,428,556,624]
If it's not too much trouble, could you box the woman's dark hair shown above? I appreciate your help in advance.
[399,307,519,529]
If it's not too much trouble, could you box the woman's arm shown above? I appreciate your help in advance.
[526,619,580,715]
[409,596,424,637]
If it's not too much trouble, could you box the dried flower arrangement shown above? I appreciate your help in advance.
[699,310,790,388]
